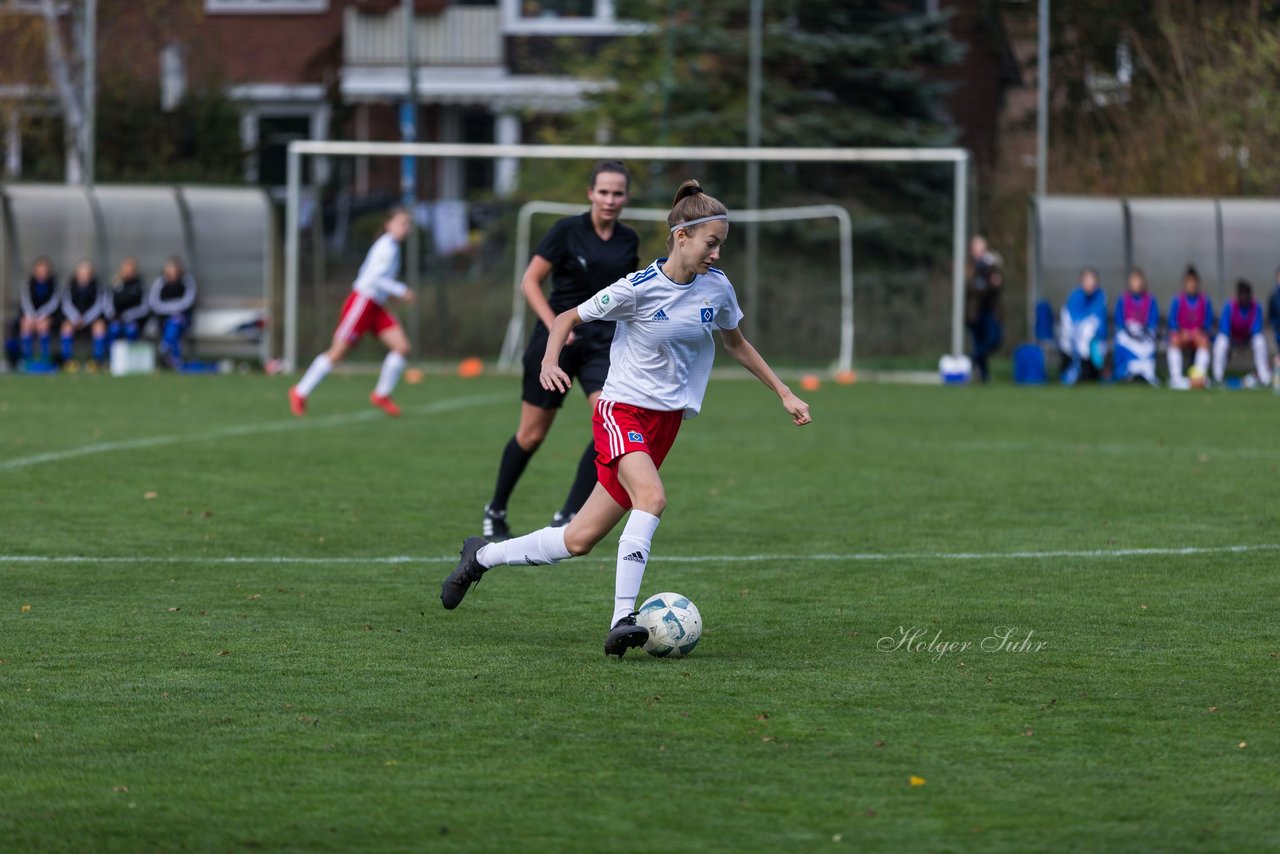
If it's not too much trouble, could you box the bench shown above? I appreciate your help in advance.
[187,301,270,362]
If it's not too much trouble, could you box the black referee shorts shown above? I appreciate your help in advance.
[521,320,613,409]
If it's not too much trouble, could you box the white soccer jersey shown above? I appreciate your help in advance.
[577,259,744,418]
[353,233,408,305]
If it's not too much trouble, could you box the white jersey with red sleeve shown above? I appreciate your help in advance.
[577,259,744,419]
[353,233,407,305]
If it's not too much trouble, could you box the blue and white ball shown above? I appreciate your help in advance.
[636,592,702,658]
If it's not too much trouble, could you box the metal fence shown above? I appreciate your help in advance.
[1030,195,1280,329]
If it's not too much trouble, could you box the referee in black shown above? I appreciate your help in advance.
[482,161,640,541]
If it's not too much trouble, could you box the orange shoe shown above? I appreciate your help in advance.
[289,386,307,417]
[370,392,401,417]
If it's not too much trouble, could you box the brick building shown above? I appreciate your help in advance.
[2,0,1023,200]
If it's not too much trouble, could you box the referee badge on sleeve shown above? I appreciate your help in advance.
[700,308,714,323]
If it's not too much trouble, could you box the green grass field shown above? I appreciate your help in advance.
[3,371,1279,852]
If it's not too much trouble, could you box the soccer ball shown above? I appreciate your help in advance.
[636,592,702,658]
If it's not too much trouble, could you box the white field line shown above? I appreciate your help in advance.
[3,542,1278,567]
[0,393,508,473]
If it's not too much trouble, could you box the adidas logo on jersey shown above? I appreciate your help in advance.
[651,308,670,321]
[622,551,646,563]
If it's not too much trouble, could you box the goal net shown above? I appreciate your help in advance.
[282,142,969,373]
[496,201,853,372]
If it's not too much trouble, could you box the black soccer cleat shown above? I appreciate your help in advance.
[549,511,575,528]
[604,613,649,658]
[482,504,511,541]
[441,536,489,610]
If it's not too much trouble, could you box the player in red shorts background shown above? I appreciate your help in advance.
[441,179,811,657]
[290,207,416,416]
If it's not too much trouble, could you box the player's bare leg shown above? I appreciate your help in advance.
[370,326,410,416]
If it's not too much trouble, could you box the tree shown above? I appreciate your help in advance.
[1047,0,1280,195]
[0,0,213,184]
[535,0,965,357]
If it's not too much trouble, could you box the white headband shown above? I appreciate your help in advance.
[669,214,729,233]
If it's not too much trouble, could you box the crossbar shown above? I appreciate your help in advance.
[284,141,969,370]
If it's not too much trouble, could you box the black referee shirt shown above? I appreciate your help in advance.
[535,212,640,315]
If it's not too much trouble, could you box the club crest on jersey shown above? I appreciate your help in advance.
[627,431,645,443]
[651,308,670,321]
[699,307,714,323]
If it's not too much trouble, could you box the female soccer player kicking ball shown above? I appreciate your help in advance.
[290,207,415,416]
[441,180,812,657]
[481,160,639,541]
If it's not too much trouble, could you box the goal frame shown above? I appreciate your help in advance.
[284,141,970,371]
[499,201,854,372]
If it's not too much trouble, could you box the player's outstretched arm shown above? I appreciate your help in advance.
[719,326,812,426]
[540,308,585,393]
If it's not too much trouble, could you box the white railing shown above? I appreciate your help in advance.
[344,5,503,67]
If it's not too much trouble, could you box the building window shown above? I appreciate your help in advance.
[257,115,312,186]
[160,43,187,112]
[204,0,328,14]
[461,108,495,194]
[501,0,635,34]
[520,0,594,18]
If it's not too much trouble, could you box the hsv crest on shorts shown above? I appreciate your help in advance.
[627,431,645,443]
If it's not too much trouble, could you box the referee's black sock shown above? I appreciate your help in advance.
[490,436,534,513]
[559,441,598,518]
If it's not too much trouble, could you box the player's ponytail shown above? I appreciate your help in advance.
[666,180,728,252]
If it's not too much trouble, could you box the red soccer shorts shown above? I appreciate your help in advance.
[1169,329,1210,351]
[592,398,684,509]
[334,292,398,344]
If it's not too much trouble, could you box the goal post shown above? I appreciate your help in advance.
[498,201,855,373]
[284,141,970,372]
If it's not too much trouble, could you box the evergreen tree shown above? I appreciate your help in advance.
[540,1,965,355]
[546,2,962,260]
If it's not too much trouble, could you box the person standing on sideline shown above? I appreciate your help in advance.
[964,235,1003,382]
[1212,279,1272,387]
[106,257,149,344]
[481,161,639,540]
[19,256,59,365]
[1112,267,1159,385]
[148,257,198,369]
[441,180,812,657]
[290,207,415,417]
[1166,265,1214,390]
[59,260,108,369]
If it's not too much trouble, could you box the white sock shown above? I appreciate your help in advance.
[477,526,570,568]
[1194,346,1210,375]
[1167,346,1184,378]
[1212,335,1229,383]
[375,351,406,398]
[612,510,661,627]
[296,353,332,397]
[1252,335,1272,384]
